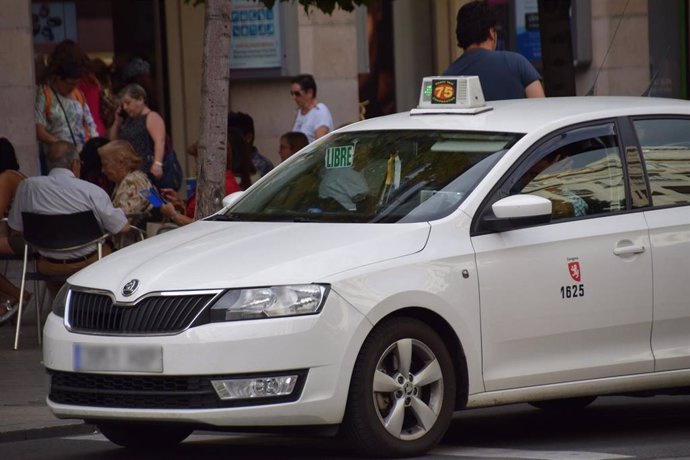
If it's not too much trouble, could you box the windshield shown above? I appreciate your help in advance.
[218,130,522,223]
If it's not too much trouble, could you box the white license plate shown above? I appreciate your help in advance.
[73,343,163,373]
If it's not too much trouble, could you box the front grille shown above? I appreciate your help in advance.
[50,371,220,408]
[68,291,215,334]
[49,370,307,409]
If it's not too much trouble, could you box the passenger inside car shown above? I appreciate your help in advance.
[515,150,590,219]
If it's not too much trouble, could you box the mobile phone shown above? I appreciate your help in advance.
[139,187,166,208]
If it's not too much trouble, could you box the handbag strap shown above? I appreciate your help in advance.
[50,86,78,146]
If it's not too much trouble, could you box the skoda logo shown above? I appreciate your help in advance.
[122,279,140,297]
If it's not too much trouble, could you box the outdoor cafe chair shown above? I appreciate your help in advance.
[13,211,109,350]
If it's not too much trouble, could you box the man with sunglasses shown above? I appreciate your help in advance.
[290,74,333,143]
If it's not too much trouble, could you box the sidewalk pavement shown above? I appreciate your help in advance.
[0,287,94,443]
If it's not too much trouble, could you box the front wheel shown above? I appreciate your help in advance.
[97,421,192,449]
[341,318,456,458]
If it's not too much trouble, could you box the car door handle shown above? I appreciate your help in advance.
[613,245,645,256]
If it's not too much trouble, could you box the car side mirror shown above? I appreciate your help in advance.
[222,191,245,209]
[479,195,552,232]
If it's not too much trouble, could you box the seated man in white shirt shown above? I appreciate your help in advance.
[7,140,130,295]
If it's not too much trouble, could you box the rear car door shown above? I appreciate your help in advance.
[471,121,654,391]
[632,117,690,371]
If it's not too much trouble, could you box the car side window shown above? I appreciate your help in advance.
[511,130,626,221]
[633,118,690,207]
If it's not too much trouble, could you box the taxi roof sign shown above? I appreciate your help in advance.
[411,76,491,116]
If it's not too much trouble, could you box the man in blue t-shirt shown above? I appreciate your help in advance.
[443,0,545,101]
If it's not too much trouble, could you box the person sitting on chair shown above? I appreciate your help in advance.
[98,139,153,248]
[159,129,246,227]
[513,150,589,218]
[98,140,153,217]
[6,140,129,295]
[0,138,30,323]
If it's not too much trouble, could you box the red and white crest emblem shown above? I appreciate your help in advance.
[568,261,581,282]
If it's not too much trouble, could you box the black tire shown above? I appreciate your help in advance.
[341,317,456,458]
[97,421,192,449]
[529,396,597,412]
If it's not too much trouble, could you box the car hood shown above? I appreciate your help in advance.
[69,221,431,302]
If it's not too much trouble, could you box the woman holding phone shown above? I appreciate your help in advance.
[108,83,166,182]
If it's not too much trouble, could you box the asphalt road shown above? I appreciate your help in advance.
[4,395,690,459]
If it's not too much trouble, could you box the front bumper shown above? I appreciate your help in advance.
[43,290,371,426]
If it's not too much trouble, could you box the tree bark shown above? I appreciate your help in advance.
[196,0,232,219]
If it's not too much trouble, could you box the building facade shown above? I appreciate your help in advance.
[0,0,686,178]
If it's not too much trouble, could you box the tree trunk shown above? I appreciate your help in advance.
[196,0,232,219]
[538,0,576,97]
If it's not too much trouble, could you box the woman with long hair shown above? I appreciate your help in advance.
[159,128,255,226]
[42,40,108,136]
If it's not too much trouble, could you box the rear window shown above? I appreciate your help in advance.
[633,118,690,207]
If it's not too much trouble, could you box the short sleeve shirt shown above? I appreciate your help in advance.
[443,49,542,101]
[35,85,99,152]
[8,168,127,259]
[293,103,334,143]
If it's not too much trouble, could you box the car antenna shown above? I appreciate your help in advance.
[641,43,672,97]
[641,67,661,98]
[585,0,631,96]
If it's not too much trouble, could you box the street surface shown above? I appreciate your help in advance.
[4,395,690,459]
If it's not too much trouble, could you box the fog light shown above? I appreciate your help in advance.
[211,375,299,400]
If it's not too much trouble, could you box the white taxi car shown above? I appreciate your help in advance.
[44,76,690,457]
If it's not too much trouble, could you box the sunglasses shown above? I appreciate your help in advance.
[290,90,303,97]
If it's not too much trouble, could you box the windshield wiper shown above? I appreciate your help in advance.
[205,213,239,222]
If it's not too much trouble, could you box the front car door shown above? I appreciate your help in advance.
[470,121,654,391]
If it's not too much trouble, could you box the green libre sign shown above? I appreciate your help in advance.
[325,145,355,169]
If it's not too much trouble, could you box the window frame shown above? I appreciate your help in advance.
[471,119,635,236]
[630,115,690,210]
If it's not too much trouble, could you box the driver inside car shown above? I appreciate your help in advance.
[514,150,590,219]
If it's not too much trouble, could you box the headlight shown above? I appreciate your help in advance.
[52,283,71,317]
[209,284,329,322]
